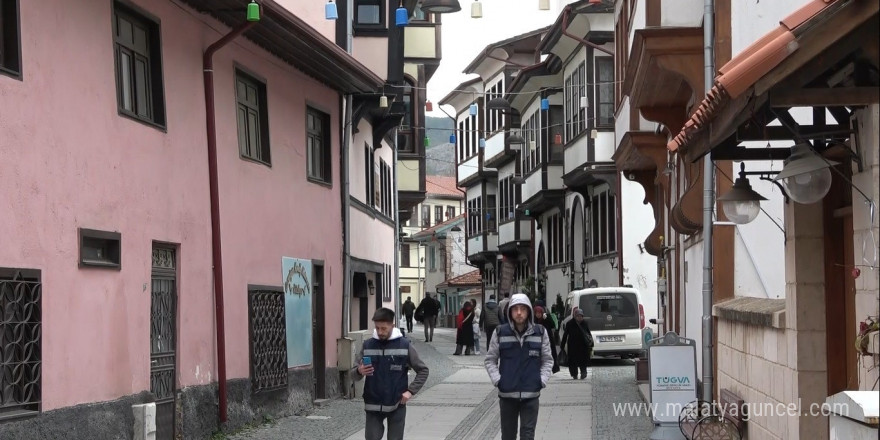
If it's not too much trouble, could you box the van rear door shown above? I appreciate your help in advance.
[579,292,639,331]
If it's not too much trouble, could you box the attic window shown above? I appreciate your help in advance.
[354,0,386,35]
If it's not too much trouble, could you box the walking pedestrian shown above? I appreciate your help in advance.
[484,293,553,440]
[559,307,594,380]
[351,308,429,440]
[453,300,475,355]
[480,294,501,351]
[415,293,440,342]
[402,296,415,333]
[533,306,560,373]
[471,299,482,355]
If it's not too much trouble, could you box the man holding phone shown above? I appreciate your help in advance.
[351,308,429,440]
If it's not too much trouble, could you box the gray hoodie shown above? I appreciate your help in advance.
[484,293,554,390]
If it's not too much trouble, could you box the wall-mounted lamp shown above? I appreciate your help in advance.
[609,255,618,270]
[718,163,768,225]
[450,225,462,232]
[421,0,462,13]
[773,142,838,205]
[580,260,587,277]
[560,264,567,276]
[367,279,375,295]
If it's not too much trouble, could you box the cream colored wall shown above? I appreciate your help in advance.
[404,26,436,58]
[717,320,791,439]
[398,160,421,191]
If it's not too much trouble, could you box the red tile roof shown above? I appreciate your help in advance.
[426,175,464,198]
[411,214,465,240]
[667,0,840,153]
[437,269,482,288]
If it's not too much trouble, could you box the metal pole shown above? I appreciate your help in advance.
[701,0,716,403]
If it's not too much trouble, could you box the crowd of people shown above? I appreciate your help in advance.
[354,292,594,439]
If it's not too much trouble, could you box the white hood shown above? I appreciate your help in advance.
[506,293,534,326]
[372,327,404,341]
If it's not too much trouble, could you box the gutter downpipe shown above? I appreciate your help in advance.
[393,127,400,323]
[561,8,614,56]
[203,19,258,424]
[342,0,354,337]
[701,0,716,403]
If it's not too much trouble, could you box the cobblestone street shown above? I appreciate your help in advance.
[226,325,652,440]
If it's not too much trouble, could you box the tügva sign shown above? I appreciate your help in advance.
[656,376,690,385]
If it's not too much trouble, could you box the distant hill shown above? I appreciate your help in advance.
[426,143,455,177]
[425,116,456,177]
[425,116,455,149]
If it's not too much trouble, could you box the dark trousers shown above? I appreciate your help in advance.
[568,355,590,378]
[499,397,540,440]
[423,315,436,341]
[485,326,496,351]
[365,406,407,440]
[405,315,413,333]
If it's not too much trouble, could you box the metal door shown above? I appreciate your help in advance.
[151,246,177,440]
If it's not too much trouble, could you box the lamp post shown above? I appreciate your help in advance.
[580,260,587,288]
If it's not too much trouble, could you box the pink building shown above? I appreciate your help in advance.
[0,0,387,438]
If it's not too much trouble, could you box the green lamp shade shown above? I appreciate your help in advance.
[424,137,430,147]
[247,1,260,21]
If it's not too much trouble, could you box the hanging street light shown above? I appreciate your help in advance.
[421,0,462,14]
[773,142,838,205]
[718,163,767,225]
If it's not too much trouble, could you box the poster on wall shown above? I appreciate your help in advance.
[282,257,313,368]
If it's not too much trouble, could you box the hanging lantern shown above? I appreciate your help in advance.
[538,0,550,10]
[471,0,483,18]
[554,133,562,145]
[580,96,589,108]
[540,98,549,111]
[246,1,261,21]
[379,95,388,108]
[469,103,478,115]
[449,133,457,144]
[425,100,434,112]
[424,137,430,147]
[479,138,486,148]
[395,3,409,26]
[325,0,338,20]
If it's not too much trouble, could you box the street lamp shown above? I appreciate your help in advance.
[421,0,461,14]
[580,260,587,285]
[718,163,768,224]
[773,142,838,205]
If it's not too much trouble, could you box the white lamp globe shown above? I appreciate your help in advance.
[780,166,833,205]
[721,199,761,225]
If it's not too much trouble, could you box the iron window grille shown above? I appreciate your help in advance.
[0,268,41,421]
[248,288,288,393]
[112,2,166,127]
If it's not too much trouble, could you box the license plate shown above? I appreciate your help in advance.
[599,335,624,343]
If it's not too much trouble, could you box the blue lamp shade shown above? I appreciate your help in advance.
[469,103,478,115]
[540,98,549,111]
[395,6,409,26]
[325,1,338,20]
[449,133,457,144]
[479,138,486,148]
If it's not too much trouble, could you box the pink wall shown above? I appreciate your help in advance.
[0,0,344,411]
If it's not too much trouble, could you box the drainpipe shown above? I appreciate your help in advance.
[561,8,613,56]
[392,127,400,322]
[342,94,353,337]
[203,19,258,424]
[700,0,716,404]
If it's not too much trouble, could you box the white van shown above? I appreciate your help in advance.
[559,287,645,359]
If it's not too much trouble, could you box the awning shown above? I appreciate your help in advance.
[180,0,384,94]
[667,0,879,160]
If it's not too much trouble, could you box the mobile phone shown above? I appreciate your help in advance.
[362,356,371,366]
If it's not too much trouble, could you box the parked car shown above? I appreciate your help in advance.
[560,287,646,359]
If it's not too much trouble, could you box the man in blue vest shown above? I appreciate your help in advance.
[352,307,429,440]
[484,293,553,440]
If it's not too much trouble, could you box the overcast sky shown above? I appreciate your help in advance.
[426,0,572,119]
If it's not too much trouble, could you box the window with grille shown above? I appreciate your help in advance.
[546,213,565,265]
[236,70,271,165]
[521,111,541,173]
[589,189,617,256]
[248,288,288,393]
[485,195,497,233]
[421,205,431,228]
[498,176,520,224]
[434,206,443,225]
[596,57,615,127]
[307,107,331,183]
[485,78,505,135]
[113,2,166,127]
[446,205,456,219]
[564,61,586,142]
[467,197,482,237]
[0,268,41,420]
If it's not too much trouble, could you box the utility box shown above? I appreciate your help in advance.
[337,330,371,399]
[826,391,879,440]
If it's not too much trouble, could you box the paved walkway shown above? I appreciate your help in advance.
[226,324,652,439]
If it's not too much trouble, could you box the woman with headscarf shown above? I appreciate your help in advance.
[533,305,560,373]
[454,300,475,355]
[559,307,594,379]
